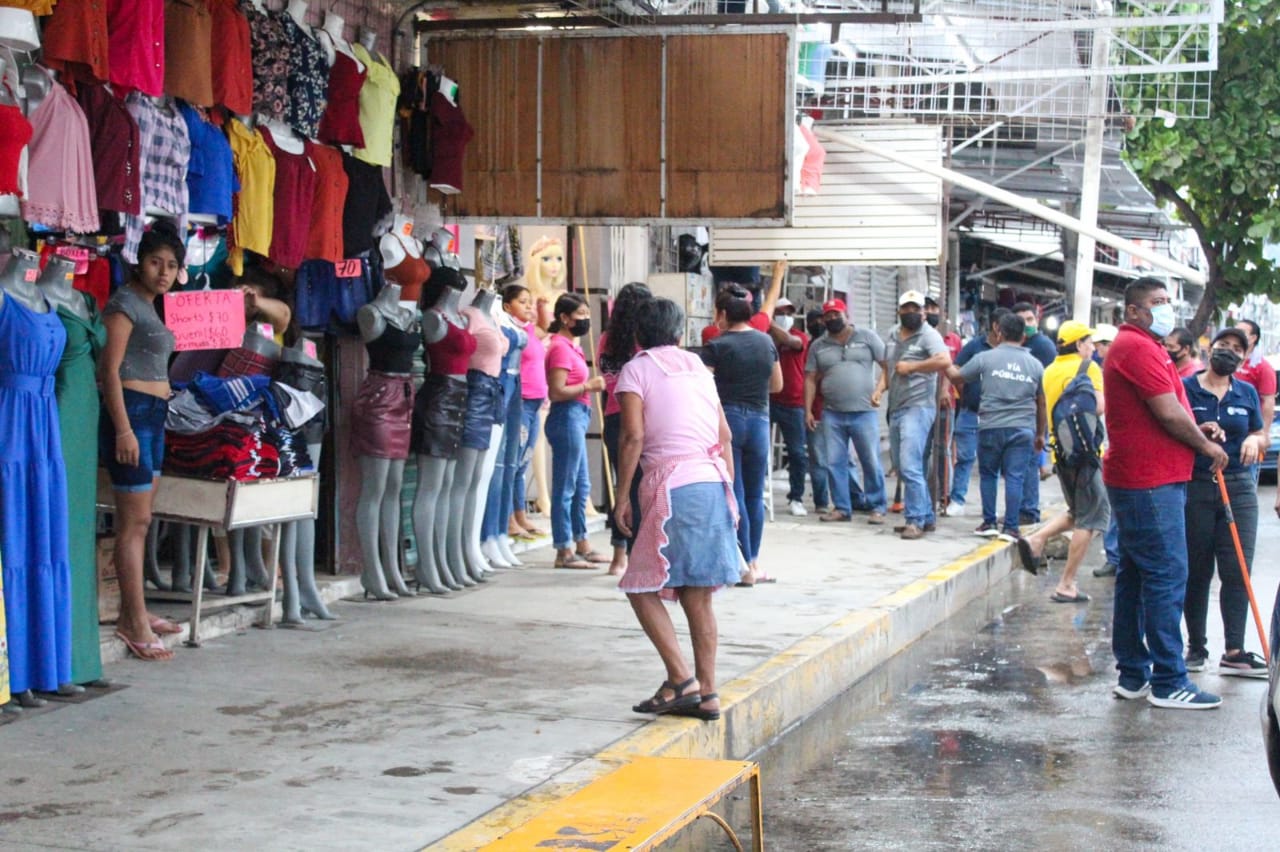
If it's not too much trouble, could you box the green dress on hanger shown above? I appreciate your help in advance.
[55,292,106,685]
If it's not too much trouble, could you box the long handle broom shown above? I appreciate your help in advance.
[1215,469,1270,664]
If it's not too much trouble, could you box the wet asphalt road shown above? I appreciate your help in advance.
[756,522,1280,851]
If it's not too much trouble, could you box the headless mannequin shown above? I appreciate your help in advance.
[20,64,50,117]
[379,215,425,270]
[0,58,22,219]
[0,250,47,312]
[286,0,310,29]
[358,27,379,57]
[276,340,333,621]
[262,118,306,155]
[411,284,471,593]
[316,12,364,71]
[456,289,505,580]
[36,255,83,318]
[354,283,416,600]
[482,307,528,567]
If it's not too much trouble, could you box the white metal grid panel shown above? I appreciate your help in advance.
[710,123,943,266]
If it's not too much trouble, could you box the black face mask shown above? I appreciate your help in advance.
[900,312,924,331]
[825,318,846,335]
[925,314,941,328]
[807,323,824,339]
[569,318,591,337]
[1210,349,1242,376]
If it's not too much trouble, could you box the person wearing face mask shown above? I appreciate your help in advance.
[1164,327,1203,378]
[1011,301,1056,526]
[1180,326,1267,678]
[803,309,833,513]
[767,298,811,516]
[1103,277,1228,709]
[1231,318,1276,484]
[804,298,888,524]
[874,291,952,539]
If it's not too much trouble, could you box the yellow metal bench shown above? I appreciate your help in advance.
[479,757,764,851]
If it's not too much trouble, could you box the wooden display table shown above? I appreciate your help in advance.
[96,472,319,646]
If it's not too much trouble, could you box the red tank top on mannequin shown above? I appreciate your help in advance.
[317,51,366,147]
[424,311,477,376]
[0,105,33,196]
[383,234,430,303]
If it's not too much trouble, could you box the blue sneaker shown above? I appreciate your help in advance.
[1147,685,1222,710]
[1112,682,1151,700]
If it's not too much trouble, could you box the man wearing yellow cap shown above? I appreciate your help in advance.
[1015,320,1109,602]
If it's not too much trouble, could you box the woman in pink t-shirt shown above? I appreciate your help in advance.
[615,298,741,722]
[598,282,654,576]
[544,292,607,568]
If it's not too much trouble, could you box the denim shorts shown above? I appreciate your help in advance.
[100,388,168,492]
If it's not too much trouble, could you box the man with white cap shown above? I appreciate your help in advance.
[1016,320,1108,603]
[874,291,951,539]
[768,297,811,515]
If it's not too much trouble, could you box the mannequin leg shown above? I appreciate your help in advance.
[243,527,270,591]
[355,456,397,601]
[474,424,509,569]
[379,459,412,596]
[447,449,487,583]
[144,520,170,591]
[531,435,551,516]
[279,520,303,624]
[434,459,472,587]
[465,436,499,578]
[172,523,193,593]
[411,454,453,594]
[293,442,334,618]
[225,529,247,596]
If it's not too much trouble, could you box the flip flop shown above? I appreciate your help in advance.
[522,526,548,538]
[1015,538,1041,576]
[577,550,611,564]
[554,555,596,570]
[148,615,183,635]
[114,632,174,661]
[753,574,778,584]
[632,677,700,715]
[1050,591,1091,603]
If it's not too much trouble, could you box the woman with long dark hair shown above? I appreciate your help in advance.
[599,282,653,576]
[544,292,607,569]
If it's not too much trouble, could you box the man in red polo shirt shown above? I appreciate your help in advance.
[1103,277,1227,710]
[768,297,810,515]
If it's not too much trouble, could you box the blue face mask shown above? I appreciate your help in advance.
[1148,303,1175,338]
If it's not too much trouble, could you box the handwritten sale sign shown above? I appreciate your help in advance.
[164,289,246,351]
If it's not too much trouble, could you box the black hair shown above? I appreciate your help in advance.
[997,312,1026,344]
[548,292,587,333]
[137,220,186,266]
[600,282,653,372]
[419,266,465,311]
[988,307,1011,330]
[716,284,753,325]
[1237,318,1261,346]
[635,298,684,349]
[1123,276,1167,308]
[1168,326,1195,350]
[1010,301,1036,316]
[501,283,529,304]
[238,265,280,300]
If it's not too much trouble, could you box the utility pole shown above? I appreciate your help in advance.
[1071,9,1112,323]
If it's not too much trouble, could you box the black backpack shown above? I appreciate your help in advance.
[1051,358,1106,468]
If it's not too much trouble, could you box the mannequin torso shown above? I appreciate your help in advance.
[0,249,47,312]
[357,282,415,342]
[36,255,86,319]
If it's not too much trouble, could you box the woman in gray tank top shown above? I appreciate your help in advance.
[99,223,181,662]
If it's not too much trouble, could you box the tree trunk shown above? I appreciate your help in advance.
[1188,272,1220,338]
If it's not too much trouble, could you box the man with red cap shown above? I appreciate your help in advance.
[804,296,888,523]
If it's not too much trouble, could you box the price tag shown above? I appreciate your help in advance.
[303,339,318,359]
[163,289,247,351]
[335,259,362,278]
[55,245,90,275]
[400,220,414,237]
[255,322,275,340]
[23,268,38,282]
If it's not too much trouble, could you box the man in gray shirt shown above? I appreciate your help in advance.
[874,291,952,539]
[947,312,1047,540]
[804,297,887,523]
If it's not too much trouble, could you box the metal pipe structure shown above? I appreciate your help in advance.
[814,127,1206,286]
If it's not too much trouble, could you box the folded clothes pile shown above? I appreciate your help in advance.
[165,423,281,481]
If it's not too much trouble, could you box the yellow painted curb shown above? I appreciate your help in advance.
[429,538,1013,851]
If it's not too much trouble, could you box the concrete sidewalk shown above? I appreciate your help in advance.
[0,482,1043,851]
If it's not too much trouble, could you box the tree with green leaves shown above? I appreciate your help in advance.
[1123,1,1280,334]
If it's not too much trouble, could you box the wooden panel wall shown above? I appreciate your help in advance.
[665,33,789,219]
[425,32,788,221]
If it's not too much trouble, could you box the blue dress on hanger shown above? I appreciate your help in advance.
[0,294,72,693]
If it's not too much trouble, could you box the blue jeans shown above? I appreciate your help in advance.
[824,409,885,515]
[512,397,544,513]
[1108,483,1192,693]
[807,419,831,509]
[481,376,523,540]
[890,406,936,527]
[977,427,1035,530]
[1020,442,1045,523]
[770,402,807,503]
[545,401,591,549]
[949,409,978,505]
[1103,514,1119,566]
[724,403,770,562]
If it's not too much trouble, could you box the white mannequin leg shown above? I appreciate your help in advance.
[411,454,453,593]
[435,459,472,588]
[380,459,412,596]
[280,442,335,621]
[355,456,398,600]
[473,424,508,569]
[495,533,521,566]
[447,449,487,583]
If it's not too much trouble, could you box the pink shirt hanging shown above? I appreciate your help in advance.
[22,82,100,233]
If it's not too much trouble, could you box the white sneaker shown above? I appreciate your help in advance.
[788,500,808,517]
[944,502,965,517]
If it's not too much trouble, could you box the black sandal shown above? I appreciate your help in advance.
[670,692,721,722]
[632,677,700,715]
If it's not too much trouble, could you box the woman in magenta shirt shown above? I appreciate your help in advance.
[544,293,607,568]
[509,285,547,538]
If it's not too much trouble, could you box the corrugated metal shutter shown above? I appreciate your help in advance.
[709,122,943,266]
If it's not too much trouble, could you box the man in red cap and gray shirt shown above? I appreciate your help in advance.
[804,297,888,523]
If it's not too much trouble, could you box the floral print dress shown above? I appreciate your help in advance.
[243,1,289,121]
